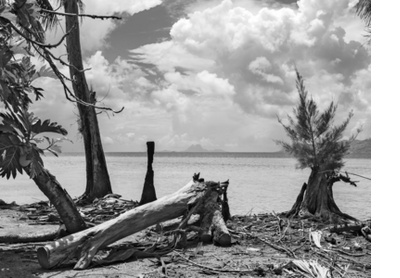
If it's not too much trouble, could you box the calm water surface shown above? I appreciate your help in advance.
[1,153,371,219]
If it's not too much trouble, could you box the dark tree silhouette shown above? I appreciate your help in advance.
[0,1,86,233]
[355,0,371,42]
[277,70,360,223]
[63,0,113,202]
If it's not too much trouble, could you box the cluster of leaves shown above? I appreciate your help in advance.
[0,110,67,178]
[0,0,67,179]
[277,70,360,171]
[355,0,371,41]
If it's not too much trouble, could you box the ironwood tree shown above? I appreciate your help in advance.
[277,70,360,223]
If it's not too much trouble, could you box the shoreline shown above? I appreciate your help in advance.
[0,201,371,278]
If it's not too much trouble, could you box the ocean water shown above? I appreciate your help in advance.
[1,152,371,220]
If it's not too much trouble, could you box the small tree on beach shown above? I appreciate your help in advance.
[277,70,360,223]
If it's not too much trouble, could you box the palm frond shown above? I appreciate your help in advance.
[355,0,371,28]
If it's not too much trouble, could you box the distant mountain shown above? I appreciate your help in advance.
[184,144,225,153]
[347,138,371,158]
[185,144,207,152]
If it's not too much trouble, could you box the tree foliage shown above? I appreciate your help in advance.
[355,0,371,42]
[277,70,359,172]
[0,0,68,179]
[355,0,371,29]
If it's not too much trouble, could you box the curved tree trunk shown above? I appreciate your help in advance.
[286,168,357,222]
[64,0,112,202]
[24,167,86,233]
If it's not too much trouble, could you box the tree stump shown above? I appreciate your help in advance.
[37,174,231,270]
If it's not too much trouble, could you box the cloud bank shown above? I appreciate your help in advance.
[32,0,370,152]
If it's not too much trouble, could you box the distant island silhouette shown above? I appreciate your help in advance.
[184,144,226,153]
[156,138,370,158]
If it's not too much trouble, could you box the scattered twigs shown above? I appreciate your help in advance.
[335,249,370,257]
[172,250,254,275]
[247,232,297,258]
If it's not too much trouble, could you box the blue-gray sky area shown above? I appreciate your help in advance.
[31,0,370,152]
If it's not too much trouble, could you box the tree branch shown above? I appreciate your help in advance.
[32,44,124,114]
[328,173,358,187]
[40,9,122,20]
[6,20,70,49]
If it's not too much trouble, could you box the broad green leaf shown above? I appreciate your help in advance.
[31,118,68,136]
[0,133,23,179]
[27,145,44,178]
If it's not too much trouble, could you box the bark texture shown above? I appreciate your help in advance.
[37,175,230,270]
[25,167,86,233]
[286,168,357,222]
[64,0,112,201]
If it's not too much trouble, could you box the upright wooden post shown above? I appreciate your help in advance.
[139,141,157,205]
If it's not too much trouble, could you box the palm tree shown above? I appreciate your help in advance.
[19,0,114,202]
[63,0,113,202]
[355,0,371,42]
[277,70,359,223]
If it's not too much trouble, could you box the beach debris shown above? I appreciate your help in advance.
[0,199,17,208]
[36,173,232,270]
[17,194,138,225]
[289,259,331,278]
[309,230,323,248]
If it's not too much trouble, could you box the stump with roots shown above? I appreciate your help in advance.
[285,171,359,223]
[37,173,231,270]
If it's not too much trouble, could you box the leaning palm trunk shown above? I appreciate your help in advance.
[63,0,112,201]
[24,167,87,233]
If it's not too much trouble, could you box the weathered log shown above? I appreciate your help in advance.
[198,196,231,247]
[139,141,157,205]
[208,210,231,247]
[37,174,230,270]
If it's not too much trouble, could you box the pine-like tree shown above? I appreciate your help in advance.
[277,70,360,223]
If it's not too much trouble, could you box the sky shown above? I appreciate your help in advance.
[30,0,371,153]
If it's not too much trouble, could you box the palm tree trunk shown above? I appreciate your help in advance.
[63,0,112,202]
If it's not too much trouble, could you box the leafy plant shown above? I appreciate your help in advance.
[277,70,360,172]
[0,110,68,179]
[1,1,68,179]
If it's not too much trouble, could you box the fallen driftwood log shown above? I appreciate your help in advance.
[37,173,231,270]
